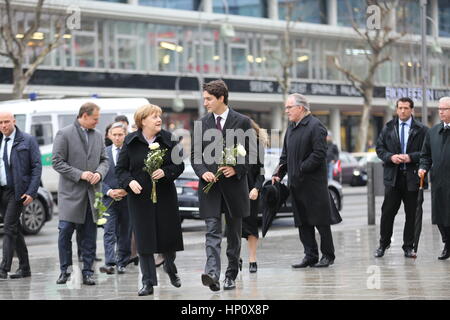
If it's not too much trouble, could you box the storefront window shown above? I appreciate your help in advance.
[439,0,450,37]
[337,0,366,28]
[213,0,266,18]
[279,0,326,24]
[139,0,200,10]
[396,0,421,35]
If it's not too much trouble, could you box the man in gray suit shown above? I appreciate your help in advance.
[52,102,109,286]
[192,80,254,292]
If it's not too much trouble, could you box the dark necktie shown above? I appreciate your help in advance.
[216,116,222,132]
[115,147,120,165]
[3,137,12,186]
[400,122,406,170]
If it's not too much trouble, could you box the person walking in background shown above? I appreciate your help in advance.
[192,80,254,292]
[115,104,184,296]
[272,93,336,268]
[326,131,339,181]
[98,122,131,275]
[0,112,42,280]
[419,96,450,260]
[52,102,109,286]
[374,97,428,258]
[241,119,267,273]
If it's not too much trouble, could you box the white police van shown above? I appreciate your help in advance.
[0,97,149,197]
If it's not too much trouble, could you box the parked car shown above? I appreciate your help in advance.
[338,151,362,185]
[0,186,54,235]
[350,152,381,186]
[176,153,343,222]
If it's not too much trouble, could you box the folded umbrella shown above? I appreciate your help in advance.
[413,175,426,257]
[260,180,290,237]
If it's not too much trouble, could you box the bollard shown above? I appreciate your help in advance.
[367,162,376,225]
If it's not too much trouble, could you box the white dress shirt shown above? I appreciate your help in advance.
[213,107,229,130]
[398,117,412,154]
[0,129,16,186]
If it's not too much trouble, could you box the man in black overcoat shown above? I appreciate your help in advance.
[419,96,450,260]
[191,80,255,291]
[272,93,336,268]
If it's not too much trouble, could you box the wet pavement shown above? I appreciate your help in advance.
[1,189,450,300]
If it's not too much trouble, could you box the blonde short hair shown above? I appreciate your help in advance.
[134,104,162,130]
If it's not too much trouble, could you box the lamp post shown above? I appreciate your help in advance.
[420,0,428,126]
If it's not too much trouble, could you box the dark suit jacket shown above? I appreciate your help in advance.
[376,116,428,191]
[191,108,255,219]
[102,144,125,205]
[1,126,42,201]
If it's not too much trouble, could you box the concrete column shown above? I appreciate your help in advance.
[127,0,138,5]
[388,3,396,32]
[384,107,393,125]
[430,0,439,37]
[329,108,341,150]
[268,0,278,20]
[431,108,440,126]
[202,0,213,13]
[327,0,337,26]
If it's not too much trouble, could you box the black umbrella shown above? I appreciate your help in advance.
[413,175,426,256]
[261,181,290,238]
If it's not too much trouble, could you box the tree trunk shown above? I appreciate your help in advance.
[356,88,373,152]
[12,65,26,99]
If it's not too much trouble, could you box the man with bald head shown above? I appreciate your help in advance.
[419,97,450,260]
[0,112,42,279]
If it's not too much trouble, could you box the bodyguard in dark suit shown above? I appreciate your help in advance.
[0,112,42,280]
[419,96,450,260]
[374,97,428,258]
[192,80,255,291]
[99,122,131,275]
[272,93,336,268]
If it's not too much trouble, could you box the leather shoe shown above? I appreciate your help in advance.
[291,258,318,268]
[404,248,416,258]
[312,256,334,268]
[138,284,154,296]
[249,262,257,273]
[163,262,181,288]
[99,265,115,274]
[201,273,220,292]
[9,269,31,279]
[0,269,7,279]
[117,266,126,274]
[56,272,71,284]
[223,277,236,290]
[127,256,139,266]
[374,245,390,258]
[82,275,96,286]
[438,247,450,260]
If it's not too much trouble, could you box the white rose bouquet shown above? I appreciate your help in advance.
[203,143,247,194]
[143,142,167,203]
[93,192,113,226]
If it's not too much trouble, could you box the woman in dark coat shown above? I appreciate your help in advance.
[115,104,184,296]
[241,120,267,273]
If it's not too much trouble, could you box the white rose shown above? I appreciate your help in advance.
[236,144,246,157]
[149,142,160,150]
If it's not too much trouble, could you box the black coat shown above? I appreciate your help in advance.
[420,123,450,226]
[115,129,184,254]
[326,142,339,163]
[191,108,255,219]
[376,117,428,191]
[274,114,332,226]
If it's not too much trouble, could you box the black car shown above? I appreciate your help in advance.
[0,186,54,235]
[350,152,381,186]
[176,154,343,222]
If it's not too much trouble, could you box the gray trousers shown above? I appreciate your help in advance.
[204,213,242,281]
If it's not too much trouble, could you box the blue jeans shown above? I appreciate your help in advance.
[327,162,334,180]
[103,199,131,267]
[58,205,97,276]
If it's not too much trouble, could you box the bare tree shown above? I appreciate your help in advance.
[333,0,405,152]
[0,0,67,99]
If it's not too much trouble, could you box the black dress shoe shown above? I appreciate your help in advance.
[127,256,139,266]
[138,284,154,296]
[249,262,257,273]
[82,275,96,285]
[312,256,334,268]
[163,263,181,288]
[438,247,450,260]
[117,266,126,274]
[291,258,318,268]
[9,269,31,279]
[404,248,416,258]
[99,265,115,274]
[238,258,243,271]
[374,245,390,258]
[94,256,102,262]
[0,269,7,279]
[56,272,71,284]
[201,273,220,292]
[223,277,236,290]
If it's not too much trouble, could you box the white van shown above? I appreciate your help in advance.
[0,97,149,196]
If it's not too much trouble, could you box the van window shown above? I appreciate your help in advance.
[14,114,26,131]
[31,115,53,146]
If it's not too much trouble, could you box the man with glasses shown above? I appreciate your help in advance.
[272,93,336,268]
[419,96,450,260]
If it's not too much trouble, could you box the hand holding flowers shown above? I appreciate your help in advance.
[143,142,167,203]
